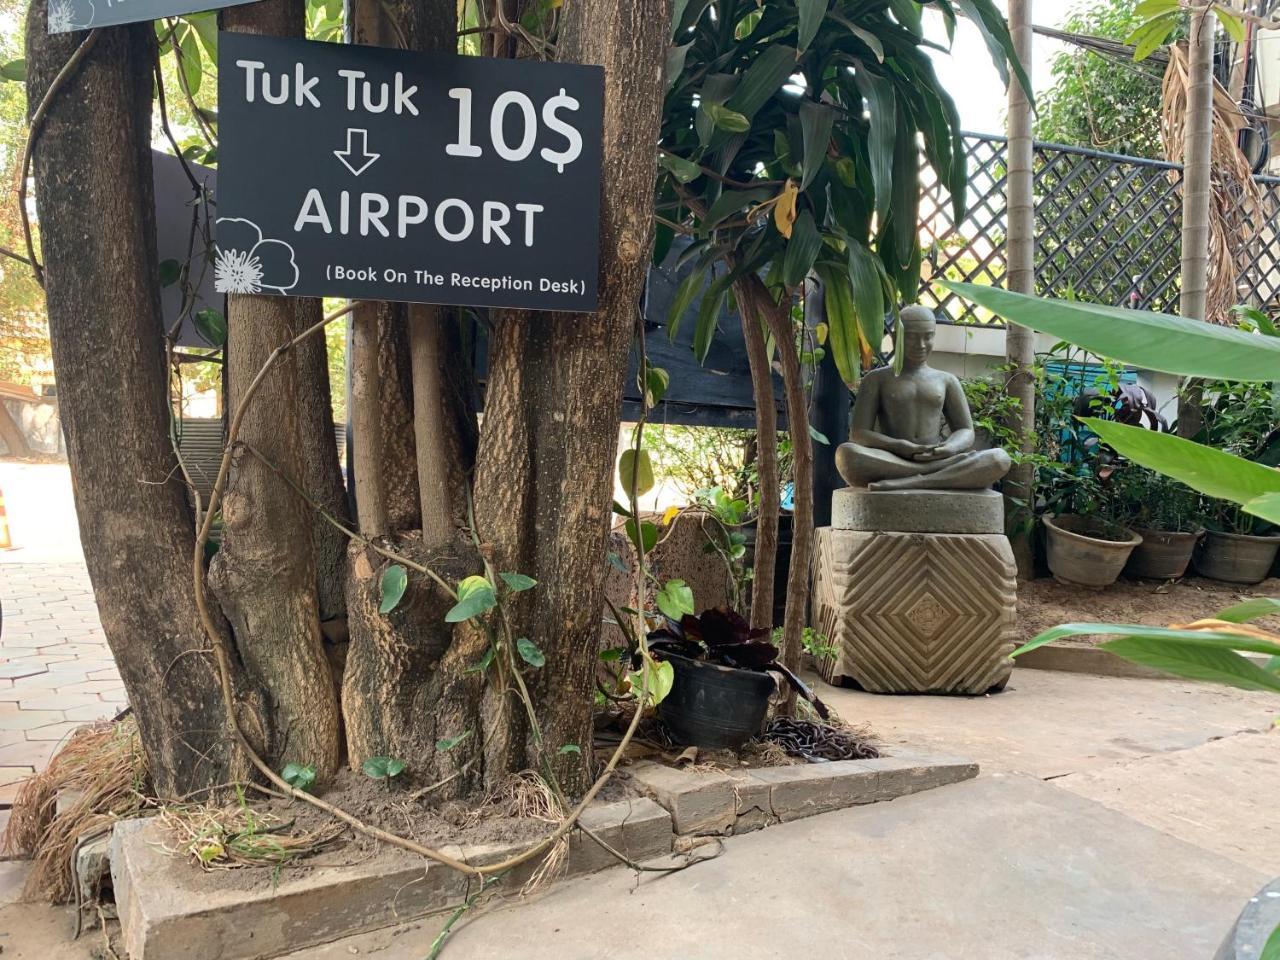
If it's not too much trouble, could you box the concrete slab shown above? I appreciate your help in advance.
[1056,728,1280,874]
[819,667,1280,780]
[306,775,1264,960]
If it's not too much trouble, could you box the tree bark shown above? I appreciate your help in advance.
[748,277,810,715]
[1178,10,1214,439]
[26,9,246,797]
[472,0,670,794]
[349,302,388,534]
[211,0,341,784]
[292,296,350,623]
[1003,0,1036,578]
[732,277,778,630]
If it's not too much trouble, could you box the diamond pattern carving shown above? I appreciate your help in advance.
[812,529,1017,694]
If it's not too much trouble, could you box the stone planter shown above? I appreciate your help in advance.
[1125,527,1203,581]
[1194,530,1280,585]
[1043,514,1142,589]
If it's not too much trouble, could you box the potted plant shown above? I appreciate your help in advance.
[647,607,827,750]
[1186,378,1280,584]
[1117,468,1205,580]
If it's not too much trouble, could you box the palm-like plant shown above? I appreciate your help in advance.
[655,0,1027,699]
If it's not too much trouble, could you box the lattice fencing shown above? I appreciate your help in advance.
[919,132,1280,325]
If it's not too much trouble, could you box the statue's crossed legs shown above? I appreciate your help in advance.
[836,443,1012,492]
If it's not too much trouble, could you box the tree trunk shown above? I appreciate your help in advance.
[1003,0,1036,578]
[376,304,422,530]
[211,0,341,784]
[1178,10,1214,438]
[292,296,350,623]
[732,277,778,630]
[472,0,670,795]
[748,277,810,715]
[26,9,246,797]
[349,302,388,534]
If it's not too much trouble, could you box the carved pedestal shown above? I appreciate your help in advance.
[812,527,1017,694]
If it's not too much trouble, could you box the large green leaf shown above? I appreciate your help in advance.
[847,240,885,354]
[693,272,731,363]
[1100,635,1280,693]
[703,187,772,231]
[1081,418,1280,508]
[941,283,1280,381]
[666,266,708,341]
[853,69,896,221]
[1013,622,1280,659]
[798,100,834,191]
[1245,492,1280,526]
[781,209,821,287]
[814,262,859,388]
[953,0,1033,100]
[1215,597,1280,624]
[726,44,798,121]
[379,564,408,614]
[796,0,830,53]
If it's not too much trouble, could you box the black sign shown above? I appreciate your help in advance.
[217,33,603,312]
[48,0,250,33]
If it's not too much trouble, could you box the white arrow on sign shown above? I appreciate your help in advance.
[334,128,381,177]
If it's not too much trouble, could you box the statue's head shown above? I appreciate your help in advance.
[900,305,937,369]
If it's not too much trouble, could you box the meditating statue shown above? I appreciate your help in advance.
[835,305,1011,492]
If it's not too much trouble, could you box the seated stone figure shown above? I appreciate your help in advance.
[835,305,1011,492]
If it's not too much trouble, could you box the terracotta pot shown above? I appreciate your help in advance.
[1193,530,1280,585]
[1125,527,1203,581]
[1043,514,1143,589]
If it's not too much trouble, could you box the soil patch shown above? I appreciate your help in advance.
[1018,574,1280,644]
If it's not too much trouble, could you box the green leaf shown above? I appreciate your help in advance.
[854,69,896,222]
[643,364,670,407]
[1213,7,1246,45]
[379,564,408,614]
[953,0,1033,98]
[1101,636,1280,693]
[0,59,26,82]
[796,0,830,53]
[1215,598,1280,624]
[666,42,693,94]
[659,150,701,184]
[445,575,497,623]
[435,731,472,751]
[650,659,676,705]
[499,572,537,593]
[693,273,730,364]
[177,25,203,97]
[1133,0,1179,15]
[558,743,581,756]
[1246,492,1280,526]
[194,308,227,348]
[1128,13,1177,61]
[159,258,182,287]
[809,425,830,445]
[702,102,751,133]
[703,187,772,231]
[656,579,695,620]
[1080,418,1280,510]
[618,448,655,497]
[1230,305,1279,337]
[940,284,1280,381]
[516,637,546,668]
[782,209,821,287]
[185,11,218,61]
[667,267,707,342]
[798,101,834,191]
[625,518,659,554]
[1013,622,1280,660]
[814,264,858,388]
[361,756,407,780]
[465,645,496,675]
[848,240,886,354]
[281,762,316,792]
[1261,920,1280,960]
[725,44,797,120]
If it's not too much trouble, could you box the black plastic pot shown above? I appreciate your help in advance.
[657,653,775,750]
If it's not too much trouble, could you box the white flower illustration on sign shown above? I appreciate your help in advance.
[213,218,299,296]
[47,0,91,32]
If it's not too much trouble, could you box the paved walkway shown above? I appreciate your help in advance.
[0,563,124,807]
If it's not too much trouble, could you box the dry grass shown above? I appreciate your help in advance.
[159,791,343,870]
[469,771,568,893]
[0,719,150,903]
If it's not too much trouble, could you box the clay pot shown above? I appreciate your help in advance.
[1125,527,1203,581]
[657,654,774,749]
[1043,514,1143,589]
[1193,530,1280,585]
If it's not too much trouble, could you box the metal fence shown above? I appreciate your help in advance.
[918,132,1280,325]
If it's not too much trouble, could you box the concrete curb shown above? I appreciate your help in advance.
[112,748,978,959]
